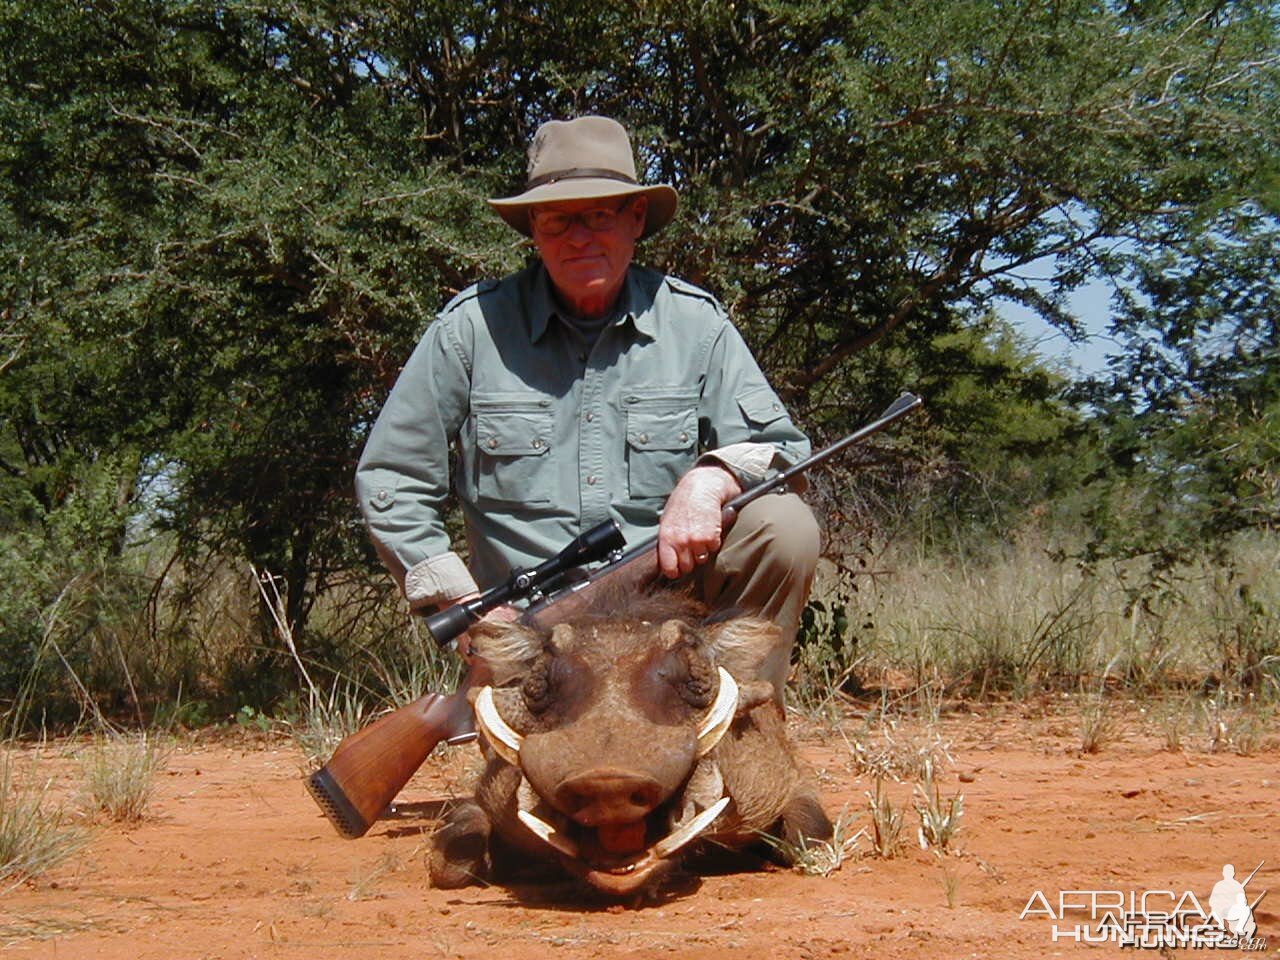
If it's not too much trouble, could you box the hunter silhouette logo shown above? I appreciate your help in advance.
[1020,859,1268,950]
[1210,863,1264,939]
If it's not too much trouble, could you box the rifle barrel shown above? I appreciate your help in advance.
[724,391,923,513]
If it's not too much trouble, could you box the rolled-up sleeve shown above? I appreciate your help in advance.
[355,314,478,609]
[696,322,811,487]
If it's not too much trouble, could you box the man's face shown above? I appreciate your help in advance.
[530,195,647,319]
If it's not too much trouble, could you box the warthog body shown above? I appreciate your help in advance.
[429,593,833,897]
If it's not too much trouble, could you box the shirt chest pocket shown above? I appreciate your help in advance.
[625,399,698,500]
[474,398,554,504]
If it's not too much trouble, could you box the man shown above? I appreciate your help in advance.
[356,116,818,697]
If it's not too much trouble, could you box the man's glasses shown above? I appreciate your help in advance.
[530,200,634,237]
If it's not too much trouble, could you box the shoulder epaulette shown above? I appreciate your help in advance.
[663,274,721,306]
[439,278,500,316]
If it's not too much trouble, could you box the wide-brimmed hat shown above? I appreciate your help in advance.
[488,116,678,239]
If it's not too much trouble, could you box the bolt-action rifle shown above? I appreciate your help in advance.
[306,392,924,839]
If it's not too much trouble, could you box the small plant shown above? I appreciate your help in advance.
[234,705,274,733]
[914,759,964,853]
[761,809,865,877]
[791,593,863,724]
[1203,694,1229,753]
[1078,694,1118,754]
[80,733,170,823]
[1154,698,1189,752]
[1225,697,1273,756]
[940,859,967,909]
[0,751,88,885]
[866,777,905,859]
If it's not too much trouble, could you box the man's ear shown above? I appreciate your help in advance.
[626,194,648,239]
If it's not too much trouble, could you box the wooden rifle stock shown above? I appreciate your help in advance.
[305,658,489,839]
[306,392,923,838]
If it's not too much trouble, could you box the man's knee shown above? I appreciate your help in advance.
[731,492,820,577]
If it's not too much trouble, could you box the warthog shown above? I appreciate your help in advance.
[429,592,833,897]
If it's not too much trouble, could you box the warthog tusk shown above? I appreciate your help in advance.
[518,809,581,859]
[696,668,738,757]
[653,796,730,859]
[474,686,523,766]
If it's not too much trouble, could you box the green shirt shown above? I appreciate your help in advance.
[355,263,810,608]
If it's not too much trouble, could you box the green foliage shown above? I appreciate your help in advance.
[1079,208,1279,569]
[793,591,862,720]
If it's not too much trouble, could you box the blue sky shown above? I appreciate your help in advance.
[1001,279,1123,378]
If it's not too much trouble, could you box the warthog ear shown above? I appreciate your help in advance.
[468,620,546,686]
[700,616,779,682]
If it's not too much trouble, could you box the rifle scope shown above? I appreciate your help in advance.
[423,519,627,646]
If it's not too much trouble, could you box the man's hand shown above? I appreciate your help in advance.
[657,464,743,579]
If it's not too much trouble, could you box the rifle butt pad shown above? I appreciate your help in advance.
[306,766,373,839]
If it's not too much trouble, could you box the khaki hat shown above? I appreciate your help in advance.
[488,116,678,239]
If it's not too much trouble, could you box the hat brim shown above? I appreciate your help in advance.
[488,180,678,240]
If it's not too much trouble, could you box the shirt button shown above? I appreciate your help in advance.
[585,412,594,422]
[531,438,544,449]
[487,438,499,449]
[638,432,649,444]
[374,489,390,504]
[586,475,598,486]
[679,432,689,443]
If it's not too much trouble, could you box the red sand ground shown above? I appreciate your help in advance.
[2,704,1276,959]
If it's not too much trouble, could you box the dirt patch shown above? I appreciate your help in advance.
[3,705,1276,959]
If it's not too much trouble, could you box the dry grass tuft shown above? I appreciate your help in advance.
[79,733,171,823]
[1078,694,1120,754]
[0,750,88,886]
[762,808,866,877]
[865,777,905,859]
[913,758,964,853]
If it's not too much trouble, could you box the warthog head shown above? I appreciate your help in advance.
[430,592,831,897]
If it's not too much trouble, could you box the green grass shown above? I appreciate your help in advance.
[283,681,372,772]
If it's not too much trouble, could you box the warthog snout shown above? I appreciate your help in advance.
[555,768,666,826]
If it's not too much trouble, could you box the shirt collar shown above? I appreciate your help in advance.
[528,266,657,343]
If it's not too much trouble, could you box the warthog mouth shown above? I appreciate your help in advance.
[516,792,730,895]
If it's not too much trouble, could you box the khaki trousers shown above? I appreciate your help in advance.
[692,491,820,703]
